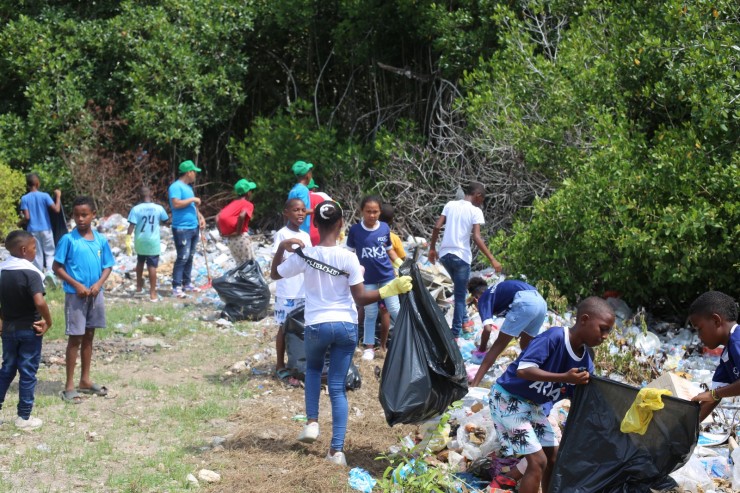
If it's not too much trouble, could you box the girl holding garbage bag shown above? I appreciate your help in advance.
[270,200,412,467]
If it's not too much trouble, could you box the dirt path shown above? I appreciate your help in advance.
[0,294,414,493]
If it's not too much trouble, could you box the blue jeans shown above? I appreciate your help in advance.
[304,321,358,451]
[439,254,471,337]
[172,228,199,288]
[0,329,43,419]
[363,280,401,346]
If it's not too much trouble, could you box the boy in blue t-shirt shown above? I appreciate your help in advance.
[52,196,114,404]
[489,296,615,493]
[19,173,61,272]
[689,291,740,421]
[468,278,548,387]
[126,186,169,302]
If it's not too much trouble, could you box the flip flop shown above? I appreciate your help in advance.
[77,383,109,396]
[275,368,300,388]
[60,390,83,404]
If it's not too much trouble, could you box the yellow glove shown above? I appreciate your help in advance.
[379,276,412,299]
[392,257,404,276]
[124,235,133,256]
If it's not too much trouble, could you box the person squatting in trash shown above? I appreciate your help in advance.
[488,296,615,493]
[428,182,502,338]
[270,200,413,467]
[53,196,115,404]
[468,278,548,387]
[126,186,169,302]
[216,179,257,266]
[168,160,206,298]
[346,196,404,361]
[271,198,312,387]
[0,230,53,430]
[689,291,740,421]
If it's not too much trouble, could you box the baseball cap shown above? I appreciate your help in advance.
[291,160,314,177]
[178,160,202,173]
[307,178,319,189]
[234,179,257,196]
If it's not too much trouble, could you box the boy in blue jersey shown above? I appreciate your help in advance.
[53,196,114,404]
[689,291,739,421]
[287,160,314,234]
[126,187,169,302]
[468,277,548,387]
[489,296,615,493]
[19,173,61,272]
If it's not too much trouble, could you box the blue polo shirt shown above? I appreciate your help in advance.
[346,221,395,284]
[288,183,311,233]
[497,326,594,405]
[54,229,115,294]
[20,191,54,232]
[168,180,198,229]
[711,324,740,389]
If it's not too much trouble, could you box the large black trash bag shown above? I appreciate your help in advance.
[379,261,468,426]
[549,376,699,493]
[212,260,270,321]
[283,307,362,391]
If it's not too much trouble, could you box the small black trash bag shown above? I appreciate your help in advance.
[283,307,362,391]
[212,260,270,321]
[549,375,699,493]
[379,261,468,426]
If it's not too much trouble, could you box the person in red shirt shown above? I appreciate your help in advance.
[307,179,331,247]
[216,179,257,266]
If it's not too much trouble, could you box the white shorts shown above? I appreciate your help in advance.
[274,297,305,326]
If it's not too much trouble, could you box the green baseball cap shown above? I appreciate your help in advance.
[307,178,319,189]
[234,179,257,196]
[291,160,314,176]
[178,160,202,173]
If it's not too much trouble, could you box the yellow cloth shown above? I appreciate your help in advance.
[620,388,672,435]
[390,232,406,260]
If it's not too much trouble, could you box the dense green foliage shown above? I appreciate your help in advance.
[484,0,739,307]
[0,0,736,309]
[0,162,25,238]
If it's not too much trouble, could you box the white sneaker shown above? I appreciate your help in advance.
[297,422,319,443]
[362,348,375,361]
[15,416,42,430]
[325,451,347,466]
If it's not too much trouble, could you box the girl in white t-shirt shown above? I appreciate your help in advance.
[271,200,412,467]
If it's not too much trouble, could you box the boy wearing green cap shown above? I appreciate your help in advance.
[287,160,314,234]
[216,179,257,266]
[168,160,205,298]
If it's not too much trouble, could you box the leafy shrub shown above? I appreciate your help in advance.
[0,161,26,239]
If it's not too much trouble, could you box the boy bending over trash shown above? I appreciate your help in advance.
[689,291,739,421]
[489,296,615,493]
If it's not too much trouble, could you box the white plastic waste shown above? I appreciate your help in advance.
[670,454,714,492]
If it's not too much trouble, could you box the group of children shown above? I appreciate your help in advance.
[1,165,738,493]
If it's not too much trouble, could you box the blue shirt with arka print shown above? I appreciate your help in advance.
[712,324,740,389]
[346,221,394,284]
[477,280,537,322]
[497,326,594,405]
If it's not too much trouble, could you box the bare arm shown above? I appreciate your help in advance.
[32,292,52,335]
[517,367,590,385]
[428,215,446,264]
[693,381,740,421]
[50,189,61,213]
[350,283,383,307]
[90,267,112,297]
[233,210,247,237]
[171,196,201,209]
[126,223,135,235]
[471,224,502,272]
[270,238,306,280]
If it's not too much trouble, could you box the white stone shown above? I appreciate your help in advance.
[197,469,221,483]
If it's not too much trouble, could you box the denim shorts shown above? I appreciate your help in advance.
[500,290,547,338]
[137,255,160,268]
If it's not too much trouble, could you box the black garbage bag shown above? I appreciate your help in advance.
[379,261,468,426]
[283,307,362,391]
[549,375,699,493]
[212,260,270,321]
[49,206,68,246]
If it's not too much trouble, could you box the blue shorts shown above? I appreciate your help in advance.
[489,384,557,456]
[64,292,106,336]
[137,255,160,268]
[500,290,547,338]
